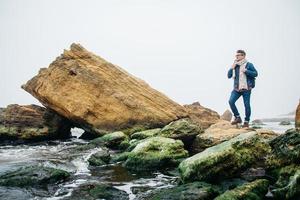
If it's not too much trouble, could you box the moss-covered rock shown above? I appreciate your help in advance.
[215,179,269,200]
[64,183,129,200]
[178,131,271,183]
[0,166,70,187]
[122,136,188,171]
[139,181,222,200]
[130,128,161,140]
[90,131,129,149]
[158,118,202,148]
[270,164,300,199]
[266,128,300,169]
[88,149,111,166]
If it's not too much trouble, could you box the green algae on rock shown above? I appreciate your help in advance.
[90,131,129,149]
[130,128,161,140]
[214,179,269,200]
[270,164,300,199]
[266,128,300,169]
[139,181,221,200]
[120,136,188,171]
[178,131,271,183]
[158,118,202,150]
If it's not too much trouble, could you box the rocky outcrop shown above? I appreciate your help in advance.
[0,104,72,144]
[220,109,232,121]
[190,120,250,153]
[296,100,300,129]
[183,102,220,129]
[22,43,188,136]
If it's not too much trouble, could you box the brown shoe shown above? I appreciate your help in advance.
[231,117,242,125]
[242,121,249,128]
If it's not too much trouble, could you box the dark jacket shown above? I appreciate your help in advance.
[227,62,258,91]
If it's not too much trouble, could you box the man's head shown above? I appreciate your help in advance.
[235,50,246,61]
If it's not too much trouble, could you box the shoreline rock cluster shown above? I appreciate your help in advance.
[0,44,299,199]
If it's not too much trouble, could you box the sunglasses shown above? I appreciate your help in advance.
[235,54,243,57]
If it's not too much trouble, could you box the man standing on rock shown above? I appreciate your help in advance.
[227,50,258,128]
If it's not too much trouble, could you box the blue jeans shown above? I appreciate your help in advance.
[228,89,251,122]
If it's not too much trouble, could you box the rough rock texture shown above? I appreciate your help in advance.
[220,109,232,122]
[64,183,129,200]
[190,120,250,153]
[296,100,300,129]
[183,102,220,129]
[271,164,300,199]
[0,104,72,143]
[178,131,271,183]
[138,181,221,200]
[22,43,188,136]
[215,179,269,200]
[266,128,300,169]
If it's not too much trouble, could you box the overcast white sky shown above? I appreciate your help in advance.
[1,0,299,120]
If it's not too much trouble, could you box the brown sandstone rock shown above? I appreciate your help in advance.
[190,120,277,154]
[183,102,220,129]
[22,43,188,136]
[190,120,249,153]
[0,104,72,143]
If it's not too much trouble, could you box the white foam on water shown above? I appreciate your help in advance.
[72,147,101,176]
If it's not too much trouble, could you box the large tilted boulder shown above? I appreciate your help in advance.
[22,43,188,136]
[0,104,72,143]
[183,102,220,129]
[178,131,271,183]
